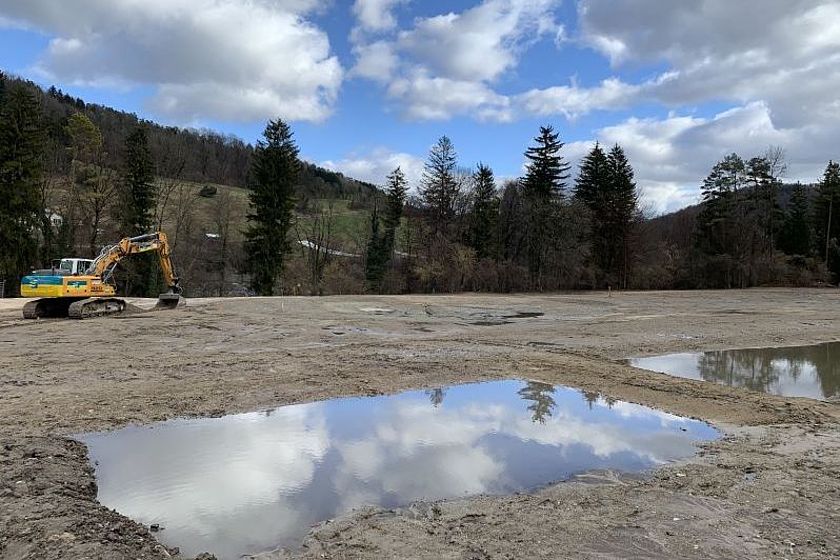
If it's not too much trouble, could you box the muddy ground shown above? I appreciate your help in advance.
[1,289,839,560]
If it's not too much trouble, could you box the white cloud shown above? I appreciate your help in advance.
[387,70,512,121]
[398,0,560,83]
[321,147,425,189]
[352,0,407,32]
[351,0,561,120]
[0,0,343,123]
[351,41,399,83]
[583,102,832,214]
[517,77,640,119]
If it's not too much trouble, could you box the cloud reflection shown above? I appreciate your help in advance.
[80,380,716,559]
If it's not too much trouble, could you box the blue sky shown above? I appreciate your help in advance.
[1,0,838,213]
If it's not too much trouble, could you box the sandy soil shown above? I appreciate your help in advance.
[1,289,839,560]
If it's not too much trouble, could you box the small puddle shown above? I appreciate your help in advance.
[77,380,717,559]
[630,341,840,400]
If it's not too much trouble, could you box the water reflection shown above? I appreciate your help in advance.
[78,380,717,560]
[630,341,840,400]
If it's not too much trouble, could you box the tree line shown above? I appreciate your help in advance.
[4,70,840,297]
[245,121,642,295]
[247,119,840,296]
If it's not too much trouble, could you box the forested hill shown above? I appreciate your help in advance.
[10,74,379,200]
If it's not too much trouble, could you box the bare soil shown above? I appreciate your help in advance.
[1,289,839,560]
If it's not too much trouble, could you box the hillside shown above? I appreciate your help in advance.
[10,74,379,201]
[1,73,382,296]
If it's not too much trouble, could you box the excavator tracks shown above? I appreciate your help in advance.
[67,298,127,319]
[22,298,76,319]
[22,297,128,319]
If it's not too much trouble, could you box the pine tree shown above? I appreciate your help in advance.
[520,125,570,285]
[779,183,811,256]
[383,166,407,251]
[605,144,639,287]
[120,125,155,236]
[245,119,300,296]
[114,125,157,295]
[574,143,609,285]
[574,142,609,210]
[695,154,748,287]
[746,155,783,251]
[365,202,388,291]
[420,136,459,235]
[0,83,44,294]
[574,143,638,287]
[468,163,499,259]
[521,125,570,200]
[814,161,840,274]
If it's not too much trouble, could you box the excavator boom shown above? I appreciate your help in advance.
[21,231,182,319]
[89,232,180,293]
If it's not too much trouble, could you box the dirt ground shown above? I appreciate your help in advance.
[1,289,839,560]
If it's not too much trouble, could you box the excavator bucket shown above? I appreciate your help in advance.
[155,292,183,310]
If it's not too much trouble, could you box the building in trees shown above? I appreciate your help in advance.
[245,119,300,296]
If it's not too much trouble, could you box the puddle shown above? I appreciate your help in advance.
[78,380,717,559]
[630,341,840,400]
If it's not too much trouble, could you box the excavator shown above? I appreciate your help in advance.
[20,231,182,319]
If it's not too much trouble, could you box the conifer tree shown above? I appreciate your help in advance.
[469,163,499,259]
[365,202,388,291]
[779,183,811,256]
[814,160,840,273]
[120,125,155,236]
[420,136,459,235]
[0,82,44,293]
[520,125,570,285]
[245,119,300,296]
[695,154,749,287]
[521,125,569,200]
[574,142,609,210]
[115,125,157,295]
[575,143,638,287]
[383,166,407,250]
[605,144,639,287]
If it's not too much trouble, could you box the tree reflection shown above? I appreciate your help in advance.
[518,381,556,423]
[425,387,447,407]
[581,390,600,410]
[695,342,840,399]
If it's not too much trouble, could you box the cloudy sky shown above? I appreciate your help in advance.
[1,0,838,213]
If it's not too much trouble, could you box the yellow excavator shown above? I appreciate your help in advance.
[20,231,182,319]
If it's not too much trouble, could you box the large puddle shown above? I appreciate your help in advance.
[630,341,840,400]
[78,380,717,559]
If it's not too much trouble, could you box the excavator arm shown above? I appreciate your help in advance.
[89,232,181,293]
